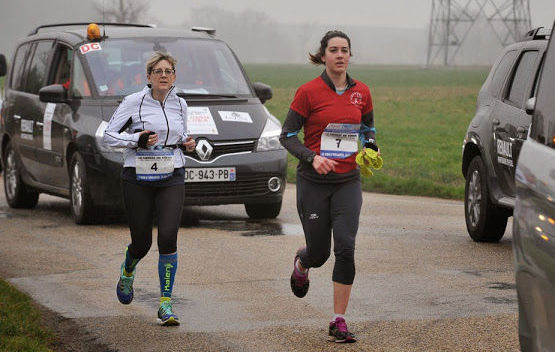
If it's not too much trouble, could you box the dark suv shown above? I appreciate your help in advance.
[512,18,555,351]
[0,23,287,224]
[462,27,551,242]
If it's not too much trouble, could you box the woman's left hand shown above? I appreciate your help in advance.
[183,137,196,152]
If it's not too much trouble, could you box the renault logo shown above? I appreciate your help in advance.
[195,139,213,161]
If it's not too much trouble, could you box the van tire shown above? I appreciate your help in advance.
[70,152,102,225]
[245,201,281,219]
[464,156,507,242]
[3,142,39,208]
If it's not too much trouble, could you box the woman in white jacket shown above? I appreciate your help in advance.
[103,51,195,326]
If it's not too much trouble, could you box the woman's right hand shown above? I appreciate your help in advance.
[312,155,338,175]
[139,130,158,148]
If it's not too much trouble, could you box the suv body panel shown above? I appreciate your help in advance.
[513,23,555,350]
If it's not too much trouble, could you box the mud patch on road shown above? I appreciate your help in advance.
[181,218,302,237]
[134,288,192,305]
[35,301,117,352]
[488,282,516,290]
[0,211,13,218]
[484,296,517,304]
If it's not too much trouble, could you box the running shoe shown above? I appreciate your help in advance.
[158,299,180,326]
[290,248,309,298]
[328,317,356,343]
[116,262,135,304]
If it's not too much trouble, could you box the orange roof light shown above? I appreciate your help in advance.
[87,23,101,40]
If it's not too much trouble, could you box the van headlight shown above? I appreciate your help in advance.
[256,108,284,152]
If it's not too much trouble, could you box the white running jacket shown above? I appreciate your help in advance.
[103,86,188,168]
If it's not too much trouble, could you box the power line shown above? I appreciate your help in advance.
[426,0,531,66]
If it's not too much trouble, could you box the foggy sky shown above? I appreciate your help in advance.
[158,0,555,29]
[0,0,554,65]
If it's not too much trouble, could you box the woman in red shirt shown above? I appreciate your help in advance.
[280,30,378,343]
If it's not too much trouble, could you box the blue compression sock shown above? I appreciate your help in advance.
[159,252,178,298]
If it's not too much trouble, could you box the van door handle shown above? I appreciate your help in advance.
[36,122,44,127]
[13,114,21,120]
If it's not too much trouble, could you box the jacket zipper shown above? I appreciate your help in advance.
[159,86,174,147]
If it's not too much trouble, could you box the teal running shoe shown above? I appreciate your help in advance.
[158,298,180,326]
[116,262,135,304]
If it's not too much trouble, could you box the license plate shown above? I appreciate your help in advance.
[184,167,236,182]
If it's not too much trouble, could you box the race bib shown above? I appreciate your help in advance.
[320,123,359,159]
[135,149,174,181]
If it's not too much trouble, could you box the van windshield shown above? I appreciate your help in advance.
[81,38,252,97]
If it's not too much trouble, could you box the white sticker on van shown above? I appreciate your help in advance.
[42,103,56,150]
[20,119,33,133]
[219,111,253,123]
[187,107,218,135]
[79,43,102,54]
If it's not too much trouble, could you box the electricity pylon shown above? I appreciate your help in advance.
[426,0,531,66]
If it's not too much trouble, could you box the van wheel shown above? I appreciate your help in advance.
[70,152,102,224]
[3,142,39,208]
[464,156,507,242]
[245,201,282,219]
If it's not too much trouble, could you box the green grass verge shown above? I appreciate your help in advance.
[0,278,54,352]
[245,64,489,200]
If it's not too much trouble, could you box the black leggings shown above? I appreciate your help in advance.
[296,175,362,285]
[122,180,185,258]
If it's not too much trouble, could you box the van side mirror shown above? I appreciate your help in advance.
[0,54,7,77]
[525,97,536,115]
[253,82,273,104]
[39,84,68,103]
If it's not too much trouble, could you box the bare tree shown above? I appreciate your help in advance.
[94,0,150,23]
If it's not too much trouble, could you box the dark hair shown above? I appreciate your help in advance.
[309,30,352,65]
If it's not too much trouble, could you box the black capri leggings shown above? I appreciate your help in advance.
[122,180,185,258]
[296,174,362,285]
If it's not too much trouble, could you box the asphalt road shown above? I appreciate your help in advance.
[0,178,520,351]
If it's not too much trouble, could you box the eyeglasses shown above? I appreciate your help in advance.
[150,68,175,76]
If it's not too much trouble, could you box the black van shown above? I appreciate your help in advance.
[0,23,287,224]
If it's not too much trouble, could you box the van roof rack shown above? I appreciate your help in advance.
[29,23,155,36]
[521,27,551,41]
[191,27,216,37]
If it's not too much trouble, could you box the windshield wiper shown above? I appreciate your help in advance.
[177,93,239,99]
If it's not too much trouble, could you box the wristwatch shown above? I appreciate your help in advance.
[306,152,316,164]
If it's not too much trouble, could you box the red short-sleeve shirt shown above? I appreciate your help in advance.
[290,76,373,174]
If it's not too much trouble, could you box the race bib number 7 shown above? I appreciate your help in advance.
[320,123,359,159]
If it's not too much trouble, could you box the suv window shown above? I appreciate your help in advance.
[491,50,517,97]
[71,56,91,98]
[531,42,555,148]
[50,44,73,87]
[506,51,539,108]
[9,43,31,91]
[25,40,54,95]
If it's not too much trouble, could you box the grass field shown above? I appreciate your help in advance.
[0,278,54,351]
[245,64,490,200]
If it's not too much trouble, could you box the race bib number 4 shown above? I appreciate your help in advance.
[320,123,359,159]
[135,150,175,181]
